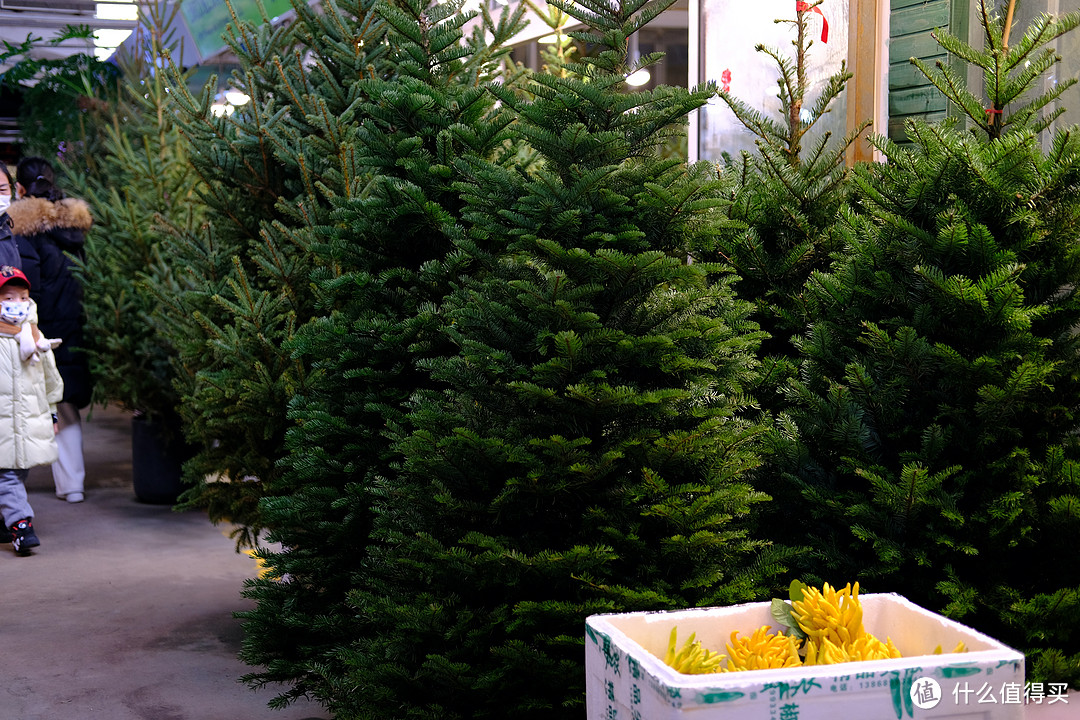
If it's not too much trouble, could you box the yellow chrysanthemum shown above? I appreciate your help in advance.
[663,627,726,674]
[790,581,865,647]
[803,634,902,665]
[662,582,969,675]
[933,641,968,654]
[725,625,803,671]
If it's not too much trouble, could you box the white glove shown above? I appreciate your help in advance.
[38,336,62,351]
[19,326,62,365]
[17,324,37,363]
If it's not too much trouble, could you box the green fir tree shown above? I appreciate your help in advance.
[234,0,529,710]
[778,0,1080,686]
[160,0,398,541]
[714,1,864,365]
[334,0,786,717]
[72,1,203,428]
[707,0,865,568]
[523,0,579,76]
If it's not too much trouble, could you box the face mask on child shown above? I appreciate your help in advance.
[0,194,10,216]
[0,300,30,325]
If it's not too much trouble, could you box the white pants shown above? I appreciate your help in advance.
[52,403,85,498]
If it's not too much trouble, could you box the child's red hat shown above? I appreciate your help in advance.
[0,265,30,290]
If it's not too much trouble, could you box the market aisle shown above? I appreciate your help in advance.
[4,405,329,720]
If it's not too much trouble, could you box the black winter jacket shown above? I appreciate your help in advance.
[0,213,19,268]
[7,196,93,408]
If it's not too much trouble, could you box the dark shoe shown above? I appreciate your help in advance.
[10,518,40,555]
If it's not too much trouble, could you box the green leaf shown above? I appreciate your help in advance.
[771,598,807,641]
[771,597,792,626]
[788,578,808,602]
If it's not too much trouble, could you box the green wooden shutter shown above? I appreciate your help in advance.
[889,0,956,141]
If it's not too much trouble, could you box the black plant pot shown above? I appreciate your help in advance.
[131,412,192,505]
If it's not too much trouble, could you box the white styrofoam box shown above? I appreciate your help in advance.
[586,593,1025,720]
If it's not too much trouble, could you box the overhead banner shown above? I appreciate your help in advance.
[180,0,294,60]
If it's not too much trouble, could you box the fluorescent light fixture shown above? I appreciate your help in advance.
[625,69,651,86]
[97,0,139,21]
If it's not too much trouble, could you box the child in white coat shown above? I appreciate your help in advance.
[0,265,64,555]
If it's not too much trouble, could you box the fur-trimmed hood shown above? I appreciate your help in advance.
[7,196,93,237]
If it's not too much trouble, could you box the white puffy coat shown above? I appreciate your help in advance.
[0,331,63,469]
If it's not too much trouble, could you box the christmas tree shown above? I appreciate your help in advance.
[331,0,784,717]
[71,1,203,428]
[779,0,1080,685]
[160,0,401,541]
[233,0,529,709]
[714,1,864,373]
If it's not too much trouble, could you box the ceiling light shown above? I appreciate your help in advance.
[96,0,139,21]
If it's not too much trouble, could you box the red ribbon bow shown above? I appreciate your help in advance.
[796,1,829,43]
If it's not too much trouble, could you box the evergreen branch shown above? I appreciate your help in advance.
[931,27,994,69]
[1030,129,1080,207]
[548,0,610,37]
[756,45,798,123]
[996,47,1060,107]
[979,0,1001,56]
[1005,9,1080,73]
[717,92,788,147]
[626,0,678,37]
[377,0,425,45]
[521,0,566,30]
[323,0,358,56]
[224,0,261,65]
[911,57,989,135]
[272,56,307,110]
[805,64,853,134]
[801,131,836,177]
[810,122,869,185]
[476,0,530,63]
[1006,78,1077,136]
[320,57,357,111]
[754,140,807,201]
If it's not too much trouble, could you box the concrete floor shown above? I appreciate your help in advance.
[5,404,330,720]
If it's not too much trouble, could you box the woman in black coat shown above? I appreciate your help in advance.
[0,165,17,268]
[8,157,92,503]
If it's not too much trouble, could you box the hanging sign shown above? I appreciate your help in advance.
[181,0,295,60]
